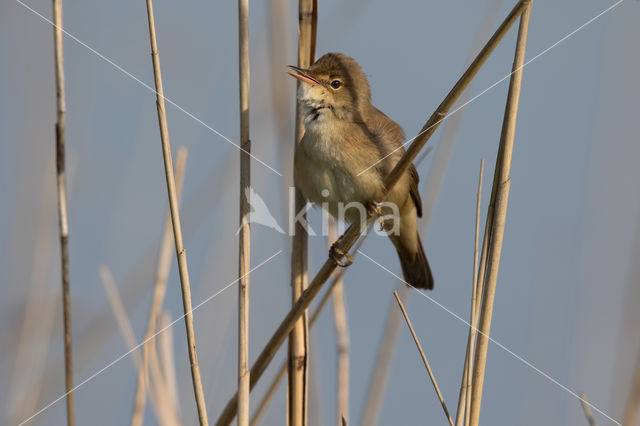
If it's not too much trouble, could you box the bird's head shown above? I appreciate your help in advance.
[287,52,371,123]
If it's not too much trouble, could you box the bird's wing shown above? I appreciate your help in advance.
[368,107,423,217]
[409,163,422,217]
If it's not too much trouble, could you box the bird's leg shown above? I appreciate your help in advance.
[329,235,353,267]
[367,200,386,232]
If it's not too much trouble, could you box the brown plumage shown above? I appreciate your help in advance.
[289,52,433,290]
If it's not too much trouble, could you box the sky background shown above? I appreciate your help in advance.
[1,0,639,425]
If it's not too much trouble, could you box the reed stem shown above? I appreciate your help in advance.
[469,3,531,425]
[144,0,209,422]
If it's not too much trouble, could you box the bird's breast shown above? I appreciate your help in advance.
[294,123,384,218]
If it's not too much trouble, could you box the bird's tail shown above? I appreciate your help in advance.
[398,234,434,290]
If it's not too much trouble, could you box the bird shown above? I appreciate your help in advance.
[287,52,434,290]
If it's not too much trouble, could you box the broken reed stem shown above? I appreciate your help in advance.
[579,394,597,426]
[329,219,350,425]
[623,348,640,426]
[214,3,527,423]
[143,0,209,423]
[469,3,531,426]
[288,1,317,425]
[52,0,75,424]
[393,291,454,426]
[237,0,252,424]
[131,148,187,426]
[455,159,484,426]
[250,227,371,426]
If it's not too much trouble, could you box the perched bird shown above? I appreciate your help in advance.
[288,52,434,290]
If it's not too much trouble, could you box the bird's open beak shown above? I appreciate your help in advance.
[287,65,321,86]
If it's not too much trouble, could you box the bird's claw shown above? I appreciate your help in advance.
[367,201,385,232]
[329,243,353,267]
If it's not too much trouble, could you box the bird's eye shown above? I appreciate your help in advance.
[330,80,342,89]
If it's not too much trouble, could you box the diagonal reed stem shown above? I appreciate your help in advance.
[393,291,454,426]
[215,3,528,424]
[143,0,209,423]
[249,225,371,426]
[469,3,531,426]
[52,0,75,424]
[131,148,187,426]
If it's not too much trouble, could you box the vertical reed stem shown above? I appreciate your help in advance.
[237,0,252,424]
[469,4,531,426]
[52,0,75,424]
[289,1,317,425]
[329,219,350,425]
[144,0,209,423]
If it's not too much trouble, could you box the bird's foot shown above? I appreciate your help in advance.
[329,241,353,267]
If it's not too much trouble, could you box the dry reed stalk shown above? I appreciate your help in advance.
[624,349,640,426]
[100,267,178,424]
[148,339,181,425]
[158,312,182,420]
[289,1,317,425]
[454,159,484,426]
[579,394,597,426]
[6,173,58,425]
[143,0,209,423]
[215,3,527,423]
[237,0,252,424]
[393,291,454,426]
[329,219,350,425]
[131,148,187,426]
[250,227,371,426]
[100,266,142,367]
[469,3,531,426]
[52,0,75,423]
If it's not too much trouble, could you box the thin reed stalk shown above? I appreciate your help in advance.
[143,0,209,423]
[469,3,531,426]
[100,267,142,367]
[215,3,527,422]
[454,159,484,426]
[359,282,407,426]
[158,312,182,422]
[52,0,75,423]
[579,394,596,426]
[393,291,454,426]
[237,0,252,424]
[329,219,350,425]
[131,148,187,426]
[289,1,317,425]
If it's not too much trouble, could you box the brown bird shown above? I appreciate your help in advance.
[288,52,434,290]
